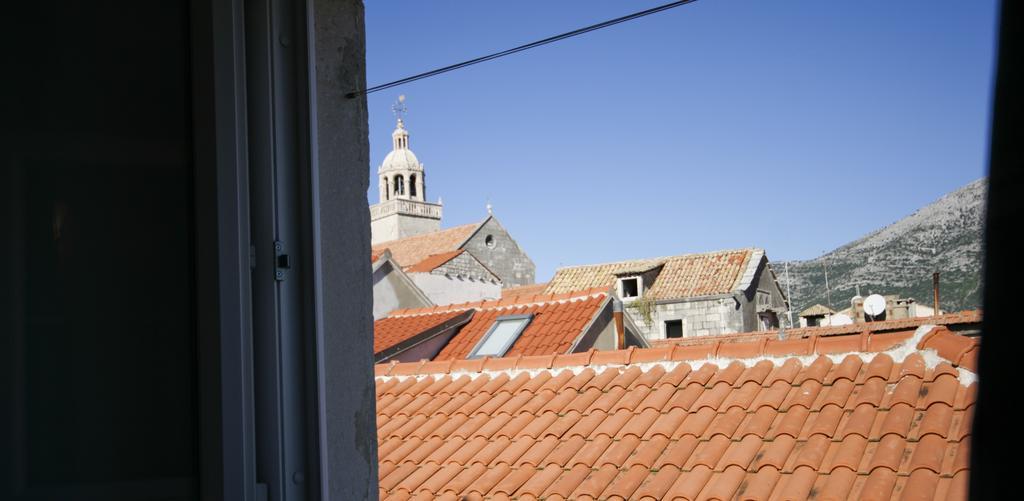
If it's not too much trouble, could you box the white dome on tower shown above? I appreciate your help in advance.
[379,118,423,173]
[380,148,421,173]
[370,96,445,245]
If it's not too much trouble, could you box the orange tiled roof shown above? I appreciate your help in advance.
[375,325,977,500]
[380,288,610,360]
[436,294,608,360]
[371,222,479,268]
[373,309,466,355]
[650,310,983,350]
[404,249,466,273]
[545,249,756,300]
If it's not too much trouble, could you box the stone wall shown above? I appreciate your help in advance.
[624,256,789,340]
[626,296,745,340]
[433,251,500,283]
[462,217,536,288]
[737,257,789,330]
[311,0,379,494]
[370,211,441,245]
[410,273,500,306]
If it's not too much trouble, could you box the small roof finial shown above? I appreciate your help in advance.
[392,94,407,127]
[486,200,493,215]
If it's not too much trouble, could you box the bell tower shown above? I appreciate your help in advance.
[370,96,443,245]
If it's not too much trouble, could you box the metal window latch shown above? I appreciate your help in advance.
[274,240,290,281]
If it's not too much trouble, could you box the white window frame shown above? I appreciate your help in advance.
[617,276,643,302]
[664,318,684,339]
[467,313,534,359]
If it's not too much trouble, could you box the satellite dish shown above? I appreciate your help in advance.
[827,314,854,326]
[864,294,887,317]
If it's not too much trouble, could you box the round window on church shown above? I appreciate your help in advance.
[485,235,495,248]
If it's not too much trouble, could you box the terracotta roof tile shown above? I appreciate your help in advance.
[375,288,609,362]
[500,282,549,298]
[402,249,466,273]
[545,248,757,299]
[373,310,465,355]
[433,292,608,360]
[653,310,981,351]
[371,222,479,269]
[376,325,977,499]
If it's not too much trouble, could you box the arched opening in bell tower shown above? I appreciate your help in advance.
[394,175,405,196]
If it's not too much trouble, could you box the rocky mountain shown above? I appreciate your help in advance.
[777,178,986,318]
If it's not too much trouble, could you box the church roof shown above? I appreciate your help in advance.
[372,221,482,269]
[545,249,762,300]
[404,250,467,273]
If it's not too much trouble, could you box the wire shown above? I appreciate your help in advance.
[346,0,700,98]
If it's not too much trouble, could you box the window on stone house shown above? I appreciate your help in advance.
[409,174,417,197]
[619,276,641,299]
[665,320,683,339]
[468,314,533,358]
[394,175,404,195]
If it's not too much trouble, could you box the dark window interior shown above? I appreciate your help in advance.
[665,320,683,339]
[621,278,639,298]
[759,312,779,330]
[3,1,196,498]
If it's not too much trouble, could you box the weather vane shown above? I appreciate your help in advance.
[391,94,407,123]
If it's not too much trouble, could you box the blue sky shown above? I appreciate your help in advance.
[364,1,999,282]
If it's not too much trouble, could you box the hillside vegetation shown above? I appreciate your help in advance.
[778,178,986,316]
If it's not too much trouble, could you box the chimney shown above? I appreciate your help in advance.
[933,272,940,315]
[612,299,626,349]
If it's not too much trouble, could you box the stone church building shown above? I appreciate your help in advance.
[369,113,535,289]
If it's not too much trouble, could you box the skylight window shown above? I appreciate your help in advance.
[468,314,533,358]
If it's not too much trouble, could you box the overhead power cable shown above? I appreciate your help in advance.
[346,0,700,98]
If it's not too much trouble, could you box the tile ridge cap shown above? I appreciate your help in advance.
[385,306,476,318]
[474,288,609,312]
[374,324,984,384]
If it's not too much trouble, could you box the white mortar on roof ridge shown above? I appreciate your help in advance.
[376,324,978,386]
[957,367,978,386]
[387,292,607,318]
